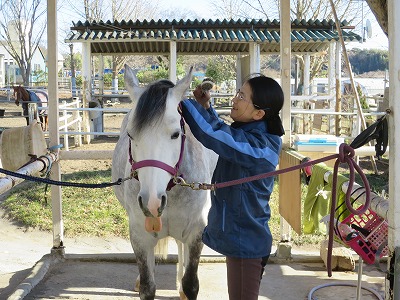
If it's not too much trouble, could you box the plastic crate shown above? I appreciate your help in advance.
[337,206,388,264]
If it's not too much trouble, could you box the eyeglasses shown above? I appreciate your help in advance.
[234,90,264,110]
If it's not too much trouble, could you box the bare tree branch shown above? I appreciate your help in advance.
[0,0,46,85]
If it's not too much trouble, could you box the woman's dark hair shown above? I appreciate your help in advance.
[246,75,285,136]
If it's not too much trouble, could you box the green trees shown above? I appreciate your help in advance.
[205,56,236,91]
[348,49,388,74]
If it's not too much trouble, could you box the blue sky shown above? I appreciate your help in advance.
[351,21,388,50]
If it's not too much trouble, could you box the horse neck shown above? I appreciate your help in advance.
[20,88,30,101]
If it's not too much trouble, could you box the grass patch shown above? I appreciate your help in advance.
[269,179,326,247]
[0,162,387,246]
[0,169,129,238]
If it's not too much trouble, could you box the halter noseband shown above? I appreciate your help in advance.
[128,108,186,191]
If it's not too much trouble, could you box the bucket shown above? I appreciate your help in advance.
[0,120,47,171]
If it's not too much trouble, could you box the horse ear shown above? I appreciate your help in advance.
[124,64,146,103]
[171,66,193,101]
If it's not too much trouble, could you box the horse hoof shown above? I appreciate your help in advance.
[179,290,188,300]
[134,278,140,292]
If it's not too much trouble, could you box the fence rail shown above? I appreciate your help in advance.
[1,89,388,151]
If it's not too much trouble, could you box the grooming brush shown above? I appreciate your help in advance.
[201,77,214,92]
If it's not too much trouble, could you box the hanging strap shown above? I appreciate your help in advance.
[349,114,388,159]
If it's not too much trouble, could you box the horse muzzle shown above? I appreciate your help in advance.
[138,193,167,232]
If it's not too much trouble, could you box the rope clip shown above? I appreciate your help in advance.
[173,176,215,191]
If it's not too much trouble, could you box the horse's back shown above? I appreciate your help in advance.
[35,91,48,104]
[28,90,48,116]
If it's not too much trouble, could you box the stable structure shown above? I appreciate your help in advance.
[43,2,400,298]
[66,18,361,87]
[65,16,363,236]
[65,18,361,143]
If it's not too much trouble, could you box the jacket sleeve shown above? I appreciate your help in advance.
[180,99,281,169]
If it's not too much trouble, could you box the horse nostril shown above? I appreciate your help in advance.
[138,195,144,211]
[158,194,167,216]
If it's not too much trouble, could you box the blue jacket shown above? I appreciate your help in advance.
[181,99,282,258]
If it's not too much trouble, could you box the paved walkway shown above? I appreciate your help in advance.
[0,210,386,300]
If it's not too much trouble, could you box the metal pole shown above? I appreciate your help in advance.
[356,257,363,300]
[0,153,57,194]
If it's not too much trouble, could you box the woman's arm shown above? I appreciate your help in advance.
[180,99,281,169]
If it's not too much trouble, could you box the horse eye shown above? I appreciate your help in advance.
[127,132,133,139]
[171,131,180,140]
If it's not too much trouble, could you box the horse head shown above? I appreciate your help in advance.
[124,64,193,232]
[12,86,21,106]
[12,85,30,107]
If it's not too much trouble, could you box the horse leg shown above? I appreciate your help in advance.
[181,233,203,300]
[44,116,48,131]
[176,239,185,297]
[39,116,44,130]
[38,116,48,131]
[131,237,157,300]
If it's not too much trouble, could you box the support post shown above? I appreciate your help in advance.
[278,0,292,254]
[169,41,177,83]
[47,0,64,253]
[388,0,400,297]
[303,54,311,134]
[249,42,260,74]
[82,42,92,144]
[328,42,336,134]
[98,54,104,99]
[335,41,342,136]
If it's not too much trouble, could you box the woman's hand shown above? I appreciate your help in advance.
[193,85,211,109]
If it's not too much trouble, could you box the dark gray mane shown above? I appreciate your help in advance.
[133,79,175,134]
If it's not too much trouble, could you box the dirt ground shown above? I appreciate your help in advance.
[0,97,132,173]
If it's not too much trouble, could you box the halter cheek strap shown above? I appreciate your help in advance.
[128,111,186,191]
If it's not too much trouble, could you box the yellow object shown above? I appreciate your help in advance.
[0,120,47,171]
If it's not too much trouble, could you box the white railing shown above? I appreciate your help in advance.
[56,96,387,148]
[22,98,83,151]
[58,99,82,150]
[3,90,387,151]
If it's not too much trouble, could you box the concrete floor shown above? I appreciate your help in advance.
[0,210,385,300]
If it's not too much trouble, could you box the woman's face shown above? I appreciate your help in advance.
[230,82,261,122]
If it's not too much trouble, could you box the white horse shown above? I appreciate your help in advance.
[112,64,217,300]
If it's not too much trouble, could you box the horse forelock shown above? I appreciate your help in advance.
[132,79,175,134]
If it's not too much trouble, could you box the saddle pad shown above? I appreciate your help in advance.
[0,120,47,171]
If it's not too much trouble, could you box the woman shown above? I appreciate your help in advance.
[180,75,285,300]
